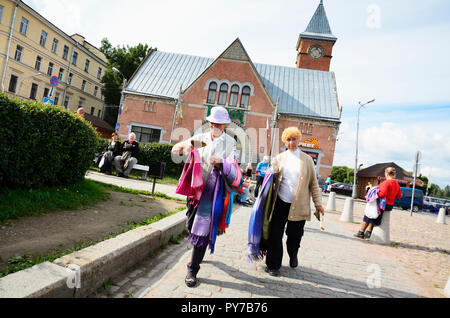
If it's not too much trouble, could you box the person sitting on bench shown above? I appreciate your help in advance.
[114,132,139,178]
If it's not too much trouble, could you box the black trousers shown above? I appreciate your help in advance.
[266,196,306,270]
[186,199,208,276]
[254,176,264,197]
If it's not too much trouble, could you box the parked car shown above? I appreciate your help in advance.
[394,188,424,212]
[329,182,353,196]
[424,196,450,215]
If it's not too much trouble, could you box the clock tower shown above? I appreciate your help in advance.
[296,0,337,71]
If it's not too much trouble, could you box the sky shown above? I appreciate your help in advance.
[24,0,450,188]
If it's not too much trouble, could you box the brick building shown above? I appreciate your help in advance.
[117,0,342,179]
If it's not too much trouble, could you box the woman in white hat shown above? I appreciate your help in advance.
[172,106,238,287]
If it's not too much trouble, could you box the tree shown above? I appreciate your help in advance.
[331,166,354,184]
[99,38,155,127]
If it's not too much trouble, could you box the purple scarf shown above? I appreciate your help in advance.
[187,159,236,253]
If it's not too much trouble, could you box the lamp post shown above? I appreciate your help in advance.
[352,99,375,199]
[112,67,127,132]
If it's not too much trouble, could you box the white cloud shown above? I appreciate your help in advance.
[334,120,450,188]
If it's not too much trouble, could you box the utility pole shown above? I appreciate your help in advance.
[410,150,421,216]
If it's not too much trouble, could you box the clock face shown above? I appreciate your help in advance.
[309,45,324,59]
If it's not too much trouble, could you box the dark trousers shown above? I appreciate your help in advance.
[186,199,208,276]
[266,196,306,270]
[254,176,264,197]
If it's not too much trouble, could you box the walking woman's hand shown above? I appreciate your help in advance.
[316,205,325,216]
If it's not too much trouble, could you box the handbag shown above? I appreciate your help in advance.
[98,156,105,169]
[364,200,379,219]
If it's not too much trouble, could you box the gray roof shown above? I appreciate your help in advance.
[125,50,340,121]
[300,0,337,42]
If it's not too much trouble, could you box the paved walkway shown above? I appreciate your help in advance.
[86,172,448,298]
[85,171,184,200]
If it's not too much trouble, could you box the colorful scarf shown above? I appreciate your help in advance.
[175,149,204,204]
[186,157,242,254]
[248,169,274,263]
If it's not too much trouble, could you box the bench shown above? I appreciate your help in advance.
[132,164,150,180]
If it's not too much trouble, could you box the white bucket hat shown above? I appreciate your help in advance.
[206,106,231,124]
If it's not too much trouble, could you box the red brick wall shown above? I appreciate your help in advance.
[296,40,334,71]
[118,97,175,142]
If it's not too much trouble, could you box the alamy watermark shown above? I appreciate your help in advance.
[366,263,381,289]
[66,264,81,289]
[367,4,382,29]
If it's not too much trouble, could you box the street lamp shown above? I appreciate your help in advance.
[112,67,127,132]
[352,99,375,199]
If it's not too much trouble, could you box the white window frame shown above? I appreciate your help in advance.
[20,17,28,35]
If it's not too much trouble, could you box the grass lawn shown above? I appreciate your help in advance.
[89,167,180,186]
[0,178,186,278]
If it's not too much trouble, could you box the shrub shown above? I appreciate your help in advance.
[0,93,100,188]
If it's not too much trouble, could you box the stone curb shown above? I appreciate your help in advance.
[0,210,187,298]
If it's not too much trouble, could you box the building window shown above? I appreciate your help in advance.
[40,31,48,47]
[131,126,161,143]
[71,51,78,65]
[14,45,23,62]
[78,99,84,108]
[67,73,73,85]
[240,86,250,108]
[63,45,69,60]
[207,82,217,104]
[229,85,239,107]
[43,87,50,98]
[218,83,228,105]
[51,38,59,53]
[84,59,90,72]
[97,67,102,79]
[8,75,18,93]
[19,17,28,35]
[81,80,86,91]
[30,83,38,100]
[63,95,70,109]
[58,68,64,81]
[47,62,54,76]
[0,6,4,24]
[35,56,42,71]
[94,86,98,97]
[97,109,101,117]
[54,92,60,105]
[90,107,95,115]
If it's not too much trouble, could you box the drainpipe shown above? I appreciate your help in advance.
[1,1,19,92]
[62,44,76,109]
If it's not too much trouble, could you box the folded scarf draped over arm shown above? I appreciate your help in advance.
[248,169,274,263]
[181,154,243,254]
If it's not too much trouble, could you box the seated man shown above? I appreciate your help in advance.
[114,132,139,178]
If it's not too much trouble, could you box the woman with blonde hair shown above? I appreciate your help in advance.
[264,127,324,276]
[354,167,402,239]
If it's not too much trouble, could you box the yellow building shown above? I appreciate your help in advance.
[0,0,107,117]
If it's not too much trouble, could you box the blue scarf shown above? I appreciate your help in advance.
[248,170,273,262]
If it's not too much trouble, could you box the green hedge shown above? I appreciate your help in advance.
[0,93,100,189]
[139,142,183,176]
[96,139,184,177]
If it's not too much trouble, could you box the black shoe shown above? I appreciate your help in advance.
[185,272,198,288]
[264,267,280,277]
[364,231,372,239]
[118,173,124,178]
[289,256,298,268]
[353,231,365,239]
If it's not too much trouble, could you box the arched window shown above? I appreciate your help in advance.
[207,82,217,104]
[229,85,239,107]
[240,86,250,108]
[218,83,228,105]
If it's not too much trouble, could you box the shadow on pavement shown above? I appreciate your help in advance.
[203,260,423,298]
